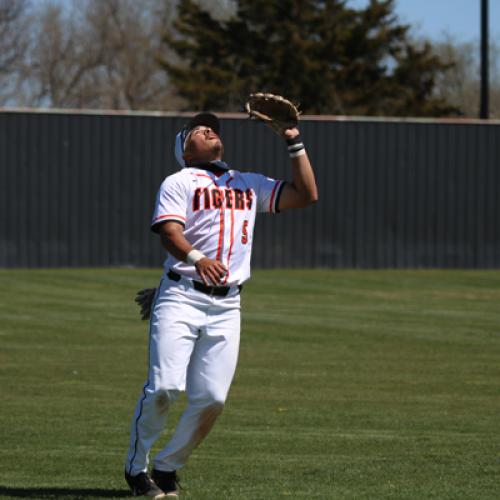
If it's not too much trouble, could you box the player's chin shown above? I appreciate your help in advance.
[212,141,223,157]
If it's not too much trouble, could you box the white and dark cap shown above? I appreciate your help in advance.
[174,112,221,168]
[186,112,220,135]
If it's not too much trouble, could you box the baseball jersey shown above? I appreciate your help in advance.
[151,166,286,286]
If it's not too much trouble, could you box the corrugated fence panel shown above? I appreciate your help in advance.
[0,110,499,268]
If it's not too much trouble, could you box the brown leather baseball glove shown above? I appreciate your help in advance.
[245,92,300,135]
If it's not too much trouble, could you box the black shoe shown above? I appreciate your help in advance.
[151,469,179,498]
[124,471,166,498]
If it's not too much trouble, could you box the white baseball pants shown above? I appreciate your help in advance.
[125,274,241,475]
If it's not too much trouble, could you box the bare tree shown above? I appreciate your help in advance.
[20,0,180,110]
[81,0,177,110]
[431,34,500,119]
[8,0,239,110]
[19,2,104,108]
[0,0,30,105]
[488,40,500,119]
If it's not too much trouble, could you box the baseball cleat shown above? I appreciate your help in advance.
[151,469,180,498]
[124,471,166,498]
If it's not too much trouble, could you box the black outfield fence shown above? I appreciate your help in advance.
[1,108,499,268]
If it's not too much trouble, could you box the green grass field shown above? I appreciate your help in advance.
[0,269,499,499]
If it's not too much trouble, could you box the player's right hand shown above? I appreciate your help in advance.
[195,258,228,286]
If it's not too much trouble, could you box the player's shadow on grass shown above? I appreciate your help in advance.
[0,486,130,498]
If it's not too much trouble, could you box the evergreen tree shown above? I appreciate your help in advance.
[159,0,459,116]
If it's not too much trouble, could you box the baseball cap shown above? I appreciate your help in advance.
[186,112,220,135]
[174,112,221,167]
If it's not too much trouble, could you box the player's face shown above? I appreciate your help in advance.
[183,126,224,163]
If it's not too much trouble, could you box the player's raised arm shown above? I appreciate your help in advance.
[245,92,318,211]
[277,127,318,211]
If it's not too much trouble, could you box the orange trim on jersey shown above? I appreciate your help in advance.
[153,213,186,223]
[269,180,281,213]
[195,173,213,181]
[222,205,235,285]
[216,190,225,262]
[194,173,220,188]
[222,178,235,285]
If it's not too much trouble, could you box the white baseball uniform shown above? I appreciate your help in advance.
[125,165,286,475]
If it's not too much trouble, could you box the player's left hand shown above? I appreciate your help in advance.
[135,287,156,320]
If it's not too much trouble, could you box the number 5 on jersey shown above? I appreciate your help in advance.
[241,220,249,244]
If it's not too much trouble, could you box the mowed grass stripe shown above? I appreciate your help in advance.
[0,269,499,499]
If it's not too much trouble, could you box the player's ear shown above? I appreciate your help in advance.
[183,140,193,162]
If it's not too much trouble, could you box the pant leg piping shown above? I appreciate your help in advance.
[127,279,163,475]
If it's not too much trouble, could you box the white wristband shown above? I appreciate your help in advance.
[186,249,206,265]
[289,148,306,158]
[288,142,304,152]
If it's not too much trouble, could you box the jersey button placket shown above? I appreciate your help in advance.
[221,177,236,285]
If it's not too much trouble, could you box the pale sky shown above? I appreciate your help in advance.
[349,0,500,42]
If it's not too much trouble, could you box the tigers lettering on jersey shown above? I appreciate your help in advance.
[151,167,285,285]
[192,187,253,212]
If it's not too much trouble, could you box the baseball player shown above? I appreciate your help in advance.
[124,109,317,498]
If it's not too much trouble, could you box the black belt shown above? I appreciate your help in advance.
[167,269,242,297]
